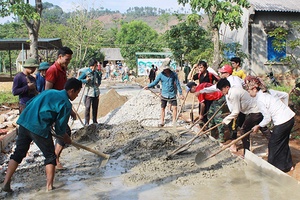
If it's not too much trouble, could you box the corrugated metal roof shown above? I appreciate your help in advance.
[0,38,62,51]
[100,48,124,61]
[249,0,300,12]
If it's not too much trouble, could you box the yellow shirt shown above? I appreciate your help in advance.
[232,69,246,80]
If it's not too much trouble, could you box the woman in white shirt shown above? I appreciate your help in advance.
[246,76,295,172]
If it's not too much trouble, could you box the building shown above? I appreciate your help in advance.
[220,0,300,75]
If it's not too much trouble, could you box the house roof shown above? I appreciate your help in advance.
[249,0,300,12]
[100,48,124,61]
[0,38,62,51]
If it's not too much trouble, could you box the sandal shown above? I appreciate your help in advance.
[158,123,165,127]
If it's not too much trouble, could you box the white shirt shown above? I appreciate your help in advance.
[223,87,260,125]
[269,89,289,106]
[256,90,295,127]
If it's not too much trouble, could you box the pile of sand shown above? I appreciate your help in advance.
[97,89,127,118]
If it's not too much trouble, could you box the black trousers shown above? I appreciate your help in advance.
[268,117,294,172]
[240,112,270,151]
[85,96,99,125]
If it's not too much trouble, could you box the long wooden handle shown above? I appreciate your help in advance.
[176,91,189,121]
[52,132,109,159]
[204,130,252,161]
[70,140,110,159]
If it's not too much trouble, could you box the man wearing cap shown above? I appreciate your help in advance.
[144,58,184,127]
[45,46,76,169]
[35,62,50,93]
[186,81,226,142]
[12,57,38,114]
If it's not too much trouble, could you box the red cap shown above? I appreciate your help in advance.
[218,64,233,74]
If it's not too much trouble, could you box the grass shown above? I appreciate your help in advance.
[0,91,18,105]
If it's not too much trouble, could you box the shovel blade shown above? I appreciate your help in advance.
[195,149,218,167]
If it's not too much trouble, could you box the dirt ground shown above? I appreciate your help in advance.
[1,78,300,199]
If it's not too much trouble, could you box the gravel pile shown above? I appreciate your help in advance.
[98,90,184,127]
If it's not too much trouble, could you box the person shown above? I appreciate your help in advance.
[76,66,89,78]
[144,58,184,127]
[183,64,191,84]
[105,63,110,80]
[186,81,226,142]
[78,58,101,125]
[12,57,38,114]
[188,61,220,122]
[2,78,82,192]
[230,57,247,80]
[188,60,219,84]
[149,64,157,83]
[45,46,76,169]
[216,78,270,153]
[35,62,50,93]
[246,76,295,172]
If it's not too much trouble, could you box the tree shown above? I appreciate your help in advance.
[66,8,104,69]
[178,0,249,69]
[0,0,42,60]
[115,20,161,69]
[268,23,300,73]
[165,21,212,65]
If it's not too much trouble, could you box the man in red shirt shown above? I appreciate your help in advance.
[186,81,226,142]
[45,46,76,169]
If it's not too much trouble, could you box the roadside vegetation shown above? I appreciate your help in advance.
[0,91,18,105]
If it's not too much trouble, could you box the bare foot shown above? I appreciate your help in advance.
[2,182,13,193]
[290,166,295,171]
[46,186,55,192]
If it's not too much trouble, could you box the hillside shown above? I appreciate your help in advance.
[96,13,209,33]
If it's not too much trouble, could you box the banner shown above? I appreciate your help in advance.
[137,58,177,76]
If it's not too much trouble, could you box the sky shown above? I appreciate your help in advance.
[0,0,191,24]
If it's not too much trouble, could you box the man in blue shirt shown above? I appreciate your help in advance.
[144,58,184,127]
[2,78,82,193]
[78,58,102,125]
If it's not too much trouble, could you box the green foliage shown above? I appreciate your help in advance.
[164,20,212,65]
[178,0,249,30]
[115,20,162,69]
[0,0,40,21]
[0,92,18,105]
[268,22,300,72]
[66,9,104,69]
[41,2,64,23]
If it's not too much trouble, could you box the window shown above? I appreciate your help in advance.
[267,36,286,62]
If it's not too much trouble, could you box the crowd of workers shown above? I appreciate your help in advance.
[1,46,298,193]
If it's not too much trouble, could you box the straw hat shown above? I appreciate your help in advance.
[160,58,173,71]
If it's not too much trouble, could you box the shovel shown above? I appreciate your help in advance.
[195,130,253,165]
[166,102,226,159]
[51,130,110,166]
[190,95,195,122]
[176,91,189,121]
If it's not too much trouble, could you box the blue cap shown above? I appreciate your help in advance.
[39,62,50,70]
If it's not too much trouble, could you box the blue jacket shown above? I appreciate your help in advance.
[148,71,182,98]
[78,68,101,97]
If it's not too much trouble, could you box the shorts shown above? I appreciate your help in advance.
[11,125,56,166]
[55,125,71,147]
[161,97,177,108]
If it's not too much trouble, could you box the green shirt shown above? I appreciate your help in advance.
[17,89,72,138]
